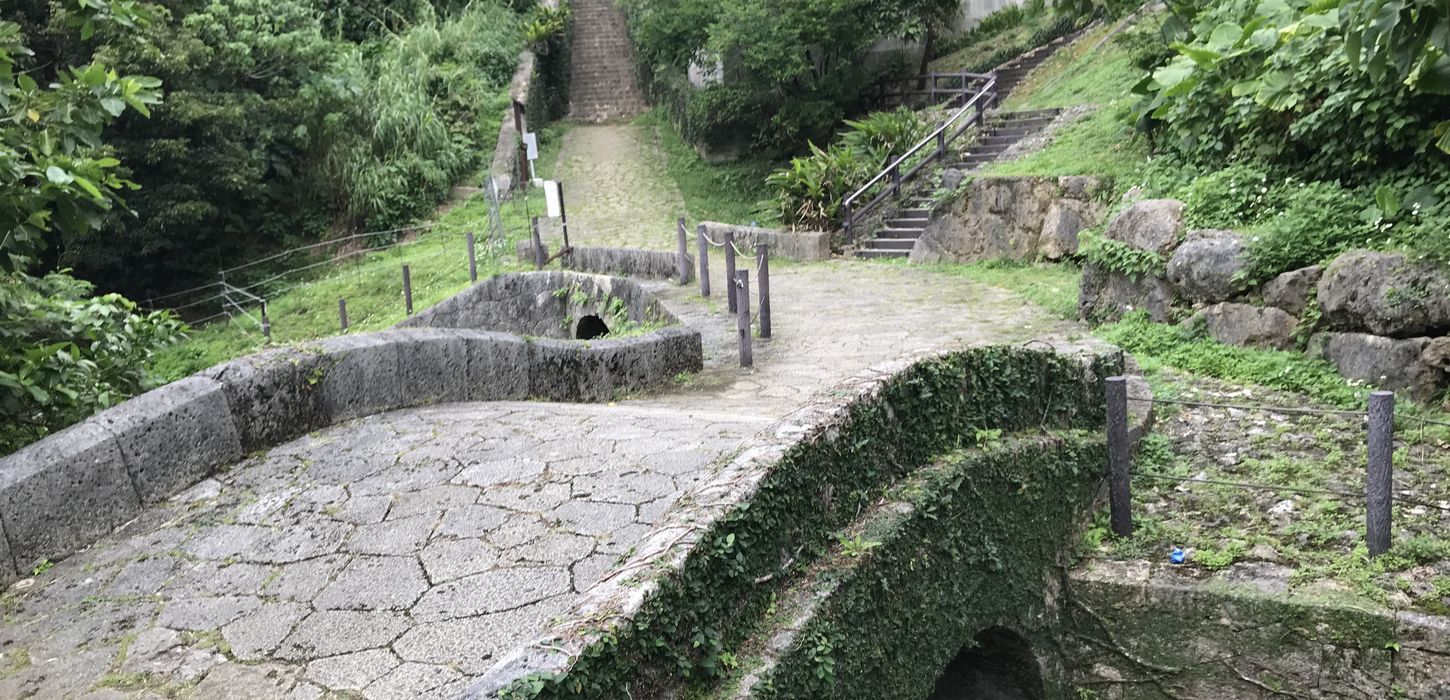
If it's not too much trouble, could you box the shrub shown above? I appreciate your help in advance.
[1,272,185,454]
[1242,180,1376,283]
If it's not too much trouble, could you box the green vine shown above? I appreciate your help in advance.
[500,346,1120,699]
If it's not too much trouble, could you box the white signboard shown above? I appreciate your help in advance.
[523,131,539,161]
[544,180,562,218]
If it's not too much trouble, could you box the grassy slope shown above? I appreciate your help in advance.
[919,19,1450,603]
[637,110,780,226]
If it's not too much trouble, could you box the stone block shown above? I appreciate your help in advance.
[1165,229,1249,303]
[1078,265,1173,322]
[1038,199,1097,260]
[92,376,242,503]
[1262,265,1323,316]
[0,420,141,574]
[1309,332,1447,403]
[1194,302,1297,350]
[394,329,471,406]
[313,333,404,423]
[1103,199,1184,255]
[201,348,326,452]
[462,332,531,401]
[1317,250,1450,337]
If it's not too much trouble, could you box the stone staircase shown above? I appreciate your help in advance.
[854,108,1062,259]
[852,28,1083,259]
[568,0,649,122]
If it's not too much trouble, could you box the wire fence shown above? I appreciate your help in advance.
[1107,382,1450,557]
[148,179,512,340]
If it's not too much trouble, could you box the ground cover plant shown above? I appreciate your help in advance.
[638,110,780,226]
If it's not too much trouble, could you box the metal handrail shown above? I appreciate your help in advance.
[841,74,997,241]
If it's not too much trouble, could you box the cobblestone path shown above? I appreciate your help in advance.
[546,124,688,251]
[1,260,1078,699]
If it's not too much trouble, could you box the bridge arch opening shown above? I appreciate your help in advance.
[928,626,1045,700]
[575,314,610,339]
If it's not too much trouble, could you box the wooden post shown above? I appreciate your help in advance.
[338,298,349,332]
[755,244,771,339]
[531,217,546,270]
[696,223,711,298]
[724,230,737,313]
[1366,390,1395,556]
[735,271,752,368]
[1106,376,1133,537]
[402,264,413,315]
[260,300,271,344]
[466,230,478,283]
[676,217,690,286]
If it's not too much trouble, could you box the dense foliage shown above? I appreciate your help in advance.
[11,0,525,299]
[2,5,185,454]
[620,0,955,156]
[766,107,926,229]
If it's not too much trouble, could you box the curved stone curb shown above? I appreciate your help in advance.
[0,274,701,583]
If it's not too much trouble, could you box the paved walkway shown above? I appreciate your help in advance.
[0,261,1078,699]
[547,124,687,250]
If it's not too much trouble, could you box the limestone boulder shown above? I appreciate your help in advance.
[1103,199,1185,256]
[1262,265,1323,316]
[1166,230,1249,304]
[1079,264,1173,323]
[1309,332,1448,403]
[1317,250,1450,337]
[1039,199,1099,260]
[1193,303,1297,350]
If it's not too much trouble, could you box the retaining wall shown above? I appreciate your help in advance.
[0,273,702,583]
[699,221,832,262]
[514,241,692,281]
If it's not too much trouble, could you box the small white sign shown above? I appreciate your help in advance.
[523,132,539,161]
[544,180,562,218]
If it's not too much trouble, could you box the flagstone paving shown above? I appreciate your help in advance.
[0,260,1080,699]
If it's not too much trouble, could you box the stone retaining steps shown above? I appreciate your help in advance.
[853,27,1081,260]
[854,108,1062,260]
[568,0,648,122]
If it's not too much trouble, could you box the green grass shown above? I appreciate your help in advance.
[984,24,1151,181]
[637,109,780,226]
[152,191,542,381]
[923,260,1081,320]
[1095,312,1366,408]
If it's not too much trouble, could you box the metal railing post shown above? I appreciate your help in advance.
[1106,376,1133,537]
[843,204,854,242]
[890,162,901,198]
[735,271,752,368]
[724,230,737,313]
[338,298,349,333]
[696,223,710,297]
[755,244,771,339]
[1366,390,1395,556]
[676,217,690,286]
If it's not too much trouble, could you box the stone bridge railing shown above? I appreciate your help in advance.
[0,272,700,584]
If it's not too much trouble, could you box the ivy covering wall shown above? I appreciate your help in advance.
[502,345,1120,699]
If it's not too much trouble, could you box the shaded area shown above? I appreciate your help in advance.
[575,314,610,339]
[931,627,1046,700]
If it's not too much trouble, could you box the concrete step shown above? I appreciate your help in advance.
[879,226,925,237]
[866,238,916,251]
[855,248,909,259]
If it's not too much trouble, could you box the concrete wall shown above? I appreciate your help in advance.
[698,222,833,262]
[515,242,693,282]
[0,274,702,583]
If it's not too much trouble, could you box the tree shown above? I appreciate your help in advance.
[1,6,184,455]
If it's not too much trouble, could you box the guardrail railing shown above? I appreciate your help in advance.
[841,74,997,242]
[870,71,994,110]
